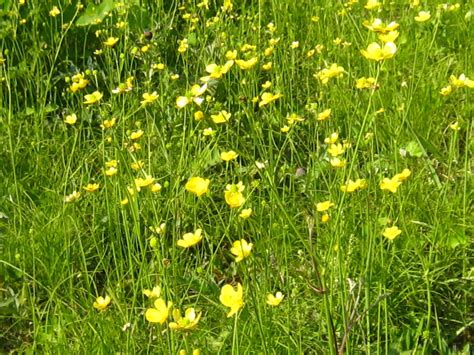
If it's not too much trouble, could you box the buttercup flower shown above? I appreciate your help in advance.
[224,182,246,208]
[340,179,367,193]
[143,286,161,298]
[316,200,334,212]
[383,226,402,240]
[235,57,258,70]
[169,308,201,331]
[84,91,103,105]
[177,229,203,248]
[414,11,431,22]
[103,37,119,47]
[145,298,172,324]
[185,177,210,196]
[83,183,100,192]
[64,113,77,125]
[259,92,282,107]
[230,239,253,262]
[317,109,332,121]
[266,292,284,306]
[141,91,159,105]
[239,208,252,219]
[361,42,397,61]
[221,150,239,161]
[220,283,244,317]
[49,6,60,17]
[64,190,81,203]
[93,295,111,311]
[211,110,231,124]
[314,63,344,84]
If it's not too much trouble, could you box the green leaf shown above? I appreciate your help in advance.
[405,140,424,158]
[76,0,114,27]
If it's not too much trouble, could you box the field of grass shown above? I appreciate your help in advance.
[0,0,473,353]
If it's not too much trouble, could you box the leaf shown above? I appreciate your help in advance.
[405,140,424,158]
[76,0,114,27]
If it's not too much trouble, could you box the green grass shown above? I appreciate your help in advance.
[1,0,473,353]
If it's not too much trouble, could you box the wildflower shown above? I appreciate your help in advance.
[100,117,117,129]
[361,42,397,61]
[330,157,346,168]
[262,62,273,71]
[440,85,453,96]
[321,213,330,223]
[356,77,378,89]
[135,175,155,190]
[151,183,162,193]
[379,31,399,43]
[235,57,258,70]
[185,177,210,196]
[145,298,172,324]
[324,132,339,144]
[105,166,118,177]
[93,295,111,311]
[64,113,77,125]
[221,151,238,161]
[141,91,159,105]
[239,208,252,219]
[392,168,411,182]
[280,125,290,133]
[222,0,233,11]
[225,50,237,60]
[84,91,103,104]
[201,61,234,81]
[49,6,60,17]
[143,286,161,298]
[365,0,381,10]
[103,37,119,47]
[340,179,367,193]
[130,130,144,140]
[317,109,332,121]
[169,308,201,331]
[177,229,203,248]
[449,122,460,131]
[230,239,253,262]
[219,283,244,317]
[314,63,344,84]
[177,38,188,53]
[449,74,474,89]
[259,92,282,107]
[203,127,215,136]
[194,111,205,121]
[64,190,81,203]
[383,226,402,240]
[224,182,246,208]
[286,113,304,125]
[211,110,231,124]
[290,41,299,49]
[131,161,144,171]
[363,19,399,33]
[266,292,284,306]
[379,178,401,193]
[414,11,431,22]
[316,200,334,212]
[83,183,100,192]
[327,143,345,157]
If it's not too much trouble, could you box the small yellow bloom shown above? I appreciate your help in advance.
[316,200,334,212]
[49,6,60,17]
[225,50,238,60]
[280,125,290,133]
[194,111,205,121]
[224,182,245,208]
[230,239,253,262]
[235,57,258,70]
[93,295,111,311]
[145,298,172,324]
[64,113,77,125]
[356,77,378,89]
[169,308,201,331]
[131,161,144,171]
[103,37,119,47]
[379,178,401,193]
[321,213,330,223]
[83,183,100,192]
[135,175,155,190]
[317,109,332,121]
[177,229,203,248]
[143,286,161,299]
[221,150,239,161]
[211,110,231,124]
[141,91,159,105]
[365,0,381,10]
[266,292,284,306]
[449,121,460,131]
[219,283,244,317]
[203,127,215,136]
[440,85,453,96]
[84,91,103,104]
[130,130,144,140]
[414,11,431,22]
[383,226,402,240]
[290,41,299,49]
[64,190,81,203]
[327,143,345,157]
[239,208,252,219]
[314,63,344,84]
[286,113,304,125]
[176,96,189,108]
[340,179,367,193]
[330,157,346,168]
[185,177,210,197]
[259,92,282,107]
[261,81,272,89]
[378,31,399,43]
[100,117,117,129]
[324,132,339,144]
[361,42,397,61]
[151,183,162,193]
[262,62,273,71]
[105,166,118,177]
[392,168,411,182]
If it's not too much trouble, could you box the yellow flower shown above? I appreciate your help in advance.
[221,150,239,161]
[316,200,334,212]
[83,183,100,192]
[340,179,367,193]
[259,92,282,107]
[222,0,233,11]
[169,308,201,331]
[103,37,119,47]
[176,96,189,108]
[235,57,258,70]
[290,41,299,49]
[225,50,237,60]
[414,11,431,22]
[177,229,203,248]
[317,109,332,121]
[378,31,399,43]
[383,226,402,240]
[84,91,103,104]
[239,208,252,219]
[100,117,117,129]
[141,91,159,105]
[449,74,474,89]
[449,122,460,131]
[262,62,273,71]
[361,42,397,61]
[64,113,77,125]
[356,77,378,89]
[64,190,81,203]
[145,298,172,324]
[135,175,155,190]
[151,183,162,193]
[379,178,401,193]
[224,182,245,208]
[219,283,244,317]
[314,63,344,84]
[143,286,161,299]
[130,130,144,140]
[327,143,345,157]
[286,113,304,125]
[105,166,118,177]
[363,19,399,33]
[201,61,234,81]
[324,132,339,144]
[364,0,381,10]
[440,85,453,96]
[230,239,253,262]
[49,6,60,17]
[194,111,205,121]
[211,110,231,124]
[321,213,330,223]
[131,160,144,171]
[105,160,118,168]
[330,157,346,168]
[280,125,290,133]
[185,177,210,197]
[266,292,284,306]
[392,168,411,182]
[93,295,111,311]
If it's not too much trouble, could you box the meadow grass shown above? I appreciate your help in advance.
[0,0,473,353]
